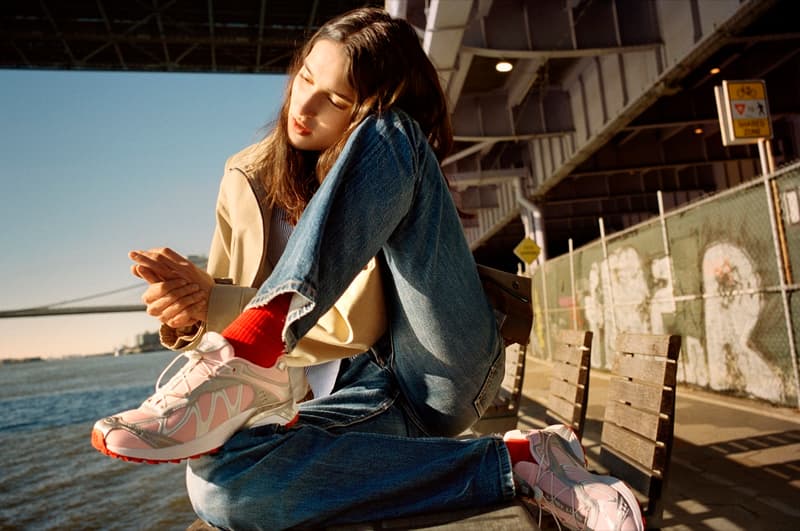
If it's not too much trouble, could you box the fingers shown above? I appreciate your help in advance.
[131,247,215,329]
[141,278,209,328]
[130,248,213,290]
[159,246,192,265]
[132,264,162,283]
[161,299,209,329]
[130,248,179,279]
[141,278,193,306]
[132,246,188,267]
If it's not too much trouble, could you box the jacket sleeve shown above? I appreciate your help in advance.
[159,164,256,351]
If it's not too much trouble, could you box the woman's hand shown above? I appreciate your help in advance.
[129,248,214,329]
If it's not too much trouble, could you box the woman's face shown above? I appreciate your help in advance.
[287,39,355,152]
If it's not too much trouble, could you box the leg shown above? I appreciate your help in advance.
[187,355,514,529]
[249,110,504,435]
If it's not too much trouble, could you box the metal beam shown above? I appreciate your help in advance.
[461,43,660,60]
[568,157,756,178]
[0,305,146,318]
[96,0,127,69]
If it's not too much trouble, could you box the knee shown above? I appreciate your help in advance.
[186,458,235,530]
[186,457,284,530]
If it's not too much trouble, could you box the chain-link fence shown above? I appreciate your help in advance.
[529,161,800,407]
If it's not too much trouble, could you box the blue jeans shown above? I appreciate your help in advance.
[186,111,515,529]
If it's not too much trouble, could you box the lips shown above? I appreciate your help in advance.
[291,117,311,135]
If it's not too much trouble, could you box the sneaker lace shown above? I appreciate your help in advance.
[537,461,590,530]
[517,475,563,531]
[534,433,592,531]
[147,351,224,408]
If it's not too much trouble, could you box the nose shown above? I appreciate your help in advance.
[296,88,320,118]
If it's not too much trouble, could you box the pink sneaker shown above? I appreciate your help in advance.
[505,424,587,466]
[513,427,644,531]
[91,332,298,464]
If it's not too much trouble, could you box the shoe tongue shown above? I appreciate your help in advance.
[195,344,233,365]
[196,332,235,362]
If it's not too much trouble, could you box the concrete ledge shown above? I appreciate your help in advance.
[187,501,541,530]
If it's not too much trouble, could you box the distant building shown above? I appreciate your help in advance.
[187,254,208,270]
[133,330,162,353]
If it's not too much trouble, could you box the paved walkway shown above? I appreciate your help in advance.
[517,356,800,531]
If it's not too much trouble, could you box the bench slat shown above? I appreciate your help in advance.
[615,333,680,359]
[613,354,676,386]
[601,422,665,472]
[548,394,583,426]
[607,378,674,415]
[604,400,668,443]
[549,377,585,405]
[552,361,582,385]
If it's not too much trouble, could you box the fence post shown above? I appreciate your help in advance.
[540,260,552,360]
[657,191,678,321]
[569,238,578,329]
[599,217,617,339]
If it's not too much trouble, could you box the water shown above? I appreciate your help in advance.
[0,351,197,530]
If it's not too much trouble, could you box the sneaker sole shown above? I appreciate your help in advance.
[92,409,299,464]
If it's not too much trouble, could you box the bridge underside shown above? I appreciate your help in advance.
[3,0,799,271]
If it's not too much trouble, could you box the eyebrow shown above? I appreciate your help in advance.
[302,61,354,104]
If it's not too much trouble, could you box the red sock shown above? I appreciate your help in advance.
[504,437,535,466]
[221,293,291,368]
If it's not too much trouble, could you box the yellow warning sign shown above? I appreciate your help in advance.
[725,80,772,141]
[514,237,541,264]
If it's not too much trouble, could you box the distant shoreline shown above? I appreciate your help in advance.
[0,349,167,365]
[0,352,111,365]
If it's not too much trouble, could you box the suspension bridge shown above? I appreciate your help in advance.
[0,256,208,319]
[0,284,146,319]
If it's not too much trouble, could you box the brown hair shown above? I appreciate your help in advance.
[255,7,453,223]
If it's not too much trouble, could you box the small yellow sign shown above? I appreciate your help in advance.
[728,81,766,100]
[514,237,541,264]
[726,80,771,140]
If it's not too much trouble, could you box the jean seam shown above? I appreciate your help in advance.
[494,437,517,499]
[472,336,505,417]
[308,392,399,431]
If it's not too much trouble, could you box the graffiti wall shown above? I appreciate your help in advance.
[530,164,800,407]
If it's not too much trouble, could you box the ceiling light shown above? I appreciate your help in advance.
[694,127,704,135]
[709,67,721,75]
[495,60,513,73]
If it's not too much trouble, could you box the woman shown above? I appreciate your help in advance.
[92,8,642,530]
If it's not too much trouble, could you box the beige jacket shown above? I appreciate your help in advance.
[160,142,386,367]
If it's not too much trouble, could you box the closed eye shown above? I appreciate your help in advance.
[328,96,348,110]
[298,63,353,110]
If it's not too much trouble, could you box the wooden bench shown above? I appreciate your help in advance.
[597,332,681,529]
[545,329,592,441]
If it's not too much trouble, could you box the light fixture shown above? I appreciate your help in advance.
[694,127,704,135]
[709,67,721,75]
[495,60,513,73]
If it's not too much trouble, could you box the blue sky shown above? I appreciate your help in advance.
[0,69,287,359]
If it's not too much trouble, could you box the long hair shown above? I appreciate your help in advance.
[255,7,453,223]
